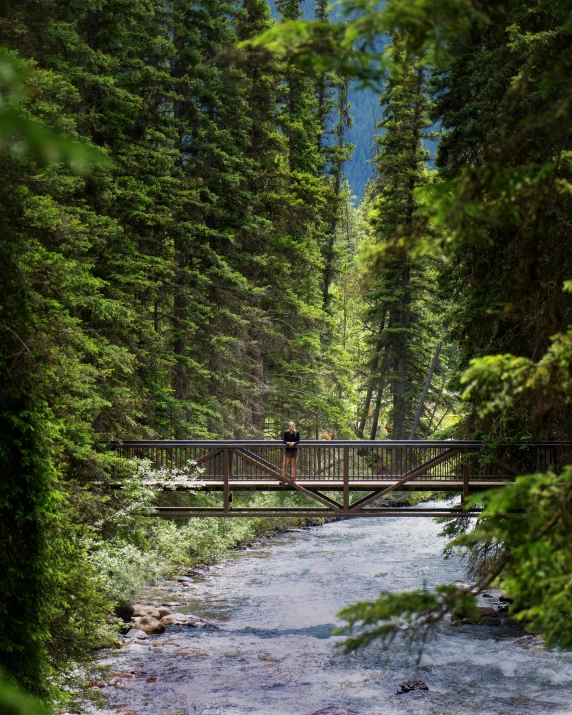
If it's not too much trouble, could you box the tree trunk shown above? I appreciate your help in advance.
[357,313,387,437]
[391,261,411,439]
[408,341,442,439]
[369,350,390,440]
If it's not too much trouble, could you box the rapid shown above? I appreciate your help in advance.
[85,504,572,714]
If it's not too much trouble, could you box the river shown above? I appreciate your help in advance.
[86,504,572,714]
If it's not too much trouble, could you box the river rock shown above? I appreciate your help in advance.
[124,629,149,640]
[308,708,359,715]
[157,606,171,618]
[397,679,429,694]
[477,607,501,618]
[199,622,220,631]
[501,616,520,626]
[480,616,502,626]
[498,590,514,603]
[133,604,161,619]
[115,603,135,622]
[451,617,474,626]
[132,616,166,634]
[160,613,200,626]
[511,634,543,648]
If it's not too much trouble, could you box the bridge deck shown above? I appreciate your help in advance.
[171,479,509,491]
[107,440,571,517]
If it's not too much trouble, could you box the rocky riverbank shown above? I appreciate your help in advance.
[75,507,570,715]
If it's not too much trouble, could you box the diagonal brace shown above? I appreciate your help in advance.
[349,490,385,511]
[195,448,223,467]
[310,490,344,509]
[231,449,341,511]
[349,448,462,511]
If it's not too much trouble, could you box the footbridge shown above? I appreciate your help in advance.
[108,440,570,518]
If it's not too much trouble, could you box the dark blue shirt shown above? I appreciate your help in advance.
[283,430,300,446]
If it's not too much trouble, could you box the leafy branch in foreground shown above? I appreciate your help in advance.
[0,670,50,715]
[244,0,490,87]
[0,46,109,170]
[337,584,479,656]
[337,465,572,654]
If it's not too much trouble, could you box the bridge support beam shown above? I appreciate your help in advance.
[343,447,350,511]
[104,438,565,517]
[153,507,483,518]
[462,455,470,508]
[223,448,231,512]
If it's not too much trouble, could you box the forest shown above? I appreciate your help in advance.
[1,0,572,710]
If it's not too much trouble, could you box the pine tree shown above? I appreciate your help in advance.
[359,39,441,439]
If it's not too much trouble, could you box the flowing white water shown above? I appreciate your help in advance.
[87,506,572,714]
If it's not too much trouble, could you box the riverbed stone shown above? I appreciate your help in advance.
[160,613,200,626]
[308,708,359,715]
[501,616,520,626]
[115,603,134,622]
[480,616,502,626]
[133,604,161,619]
[157,606,171,618]
[396,679,429,694]
[200,622,220,631]
[124,629,149,640]
[477,607,501,618]
[451,617,474,626]
[132,616,165,634]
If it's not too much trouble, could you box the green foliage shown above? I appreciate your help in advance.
[0,47,108,169]
[253,0,572,654]
[462,322,572,437]
[460,467,572,648]
[338,583,478,653]
[356,38,456,439]
[0,0,364,695]
[0,672,50,715]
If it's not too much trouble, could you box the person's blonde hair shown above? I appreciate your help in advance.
[288,421,296,429]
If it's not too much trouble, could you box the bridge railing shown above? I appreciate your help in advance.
[107,440,572,484]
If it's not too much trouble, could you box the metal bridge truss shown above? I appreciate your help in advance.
[107,440,570,518]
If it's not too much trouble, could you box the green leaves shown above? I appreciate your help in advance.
[338,583,478,653]
[0,47,109,171]
[248,0,492,88]
[0,672,50,715]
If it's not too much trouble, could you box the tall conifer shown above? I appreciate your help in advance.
[360,39,439,439]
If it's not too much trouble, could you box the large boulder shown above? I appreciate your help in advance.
[115,604,135,623]
[132,616,166,635]
[133,604,161,619]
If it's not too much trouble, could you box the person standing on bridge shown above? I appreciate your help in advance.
[282,421,300,483]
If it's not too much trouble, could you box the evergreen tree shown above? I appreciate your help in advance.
[358,40,442,440]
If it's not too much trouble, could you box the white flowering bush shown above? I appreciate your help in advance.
[83,460,303,607]
[96,457,204,530]
[89,539,165,604]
